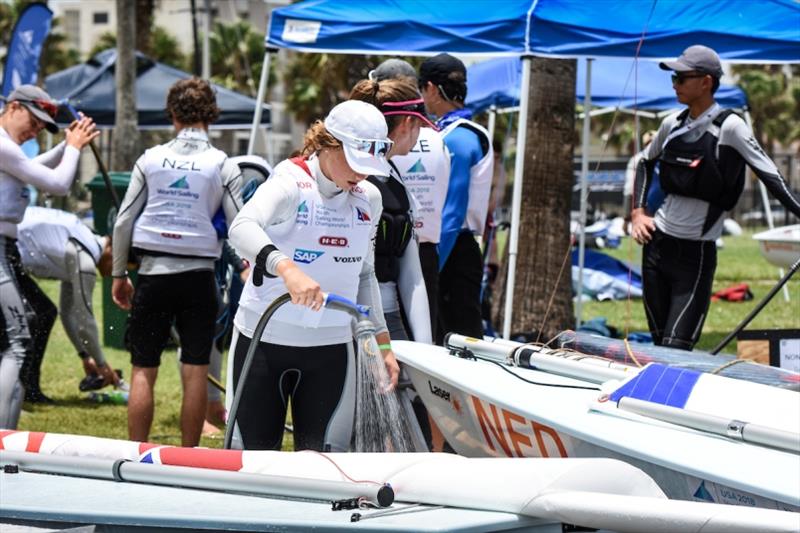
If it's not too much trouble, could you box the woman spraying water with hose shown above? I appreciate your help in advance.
[227,100,400,452]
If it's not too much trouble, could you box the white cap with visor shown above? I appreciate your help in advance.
[324,100,392,177]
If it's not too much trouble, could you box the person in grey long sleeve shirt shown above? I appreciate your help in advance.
[111,79,242,446]
[0,85,98,428]
[631,45,800,350]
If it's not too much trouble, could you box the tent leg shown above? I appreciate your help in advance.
[248,48,273,155]
[502,56,532,340]
[576,58,593,327]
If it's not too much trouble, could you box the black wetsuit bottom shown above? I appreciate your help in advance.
[642,229,717,350]
[232,334,350,451]
[437,232,484,344]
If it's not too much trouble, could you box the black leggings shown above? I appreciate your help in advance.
[437,232,484,344]
[231,333,353,451]
[642,230,717,350]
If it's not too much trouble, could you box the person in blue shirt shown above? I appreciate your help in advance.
[418,54,493,343]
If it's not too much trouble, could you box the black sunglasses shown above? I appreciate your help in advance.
[671,73,709,85]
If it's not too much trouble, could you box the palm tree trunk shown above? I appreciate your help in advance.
[112,0,140,172]
[494,57,577,341]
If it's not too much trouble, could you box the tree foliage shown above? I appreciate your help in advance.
[208,19,265,96]
[732,65,799,155]
[87,26,185,69]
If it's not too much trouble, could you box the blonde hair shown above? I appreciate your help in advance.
[301,120,342,157]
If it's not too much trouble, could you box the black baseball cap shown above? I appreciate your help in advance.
[369,59,417,82]
[659,45,723,79]
[419,53,467,102]
[7,84,59,133]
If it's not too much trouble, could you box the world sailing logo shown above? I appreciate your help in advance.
[296,200,310,225]
[169,176,190,189]
[157,175,198,199]
[407,159,426,173]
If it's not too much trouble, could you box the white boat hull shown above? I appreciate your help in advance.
[753,224,800,269]
[394,340,800,512]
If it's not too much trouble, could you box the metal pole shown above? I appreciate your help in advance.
[617,397,800,453]
[501,56,532,339]
[710,256,800,355]
[202,0,211,79]
[487,105,497,141]
[576,58,593,327]
[0,450,394,507]
[248,48,273,155]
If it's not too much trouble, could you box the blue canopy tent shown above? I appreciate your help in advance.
[466,56,748,116]
[45,49,270,129]
[257,0,800,337]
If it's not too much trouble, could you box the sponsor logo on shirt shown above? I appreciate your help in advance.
[355,206,371,223]
[293,248,324,263]
[407,159,426,173]
[333,256,362,263]
[157,175,199,199]
[296,200,310,225]
[161,232,182,239]
[169,176,190,189]
[319,236,348,247]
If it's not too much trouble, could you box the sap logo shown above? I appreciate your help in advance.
[160,232,182,239]
[319,236,348,247]
[407,159,426,173]
[293,248,324,263]
[163,159,201,171]
[297,181,313,189]
[333,256,362,263]
[297,201,309,213]
[428,380,450,402]
[169,176,190,189]
[355,207,371,222]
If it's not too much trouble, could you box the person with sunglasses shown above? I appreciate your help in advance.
[417,53,494,344]
[226,100,399,451]
[349,77,434,346]
[368,58,451,349]
[631,45,800,351]
[111,78,243,447]
[0,85,99,429]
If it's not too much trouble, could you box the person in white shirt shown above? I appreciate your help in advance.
[227,100,399,451]
[0,84,98,429]
[111,78,242,446]
[16,206,120,402]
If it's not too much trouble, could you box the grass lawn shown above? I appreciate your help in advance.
[17,231,799,447]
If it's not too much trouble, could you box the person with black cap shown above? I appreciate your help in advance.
[0,84,98,428]
[418,53,493,343]
[369,58,451,344]
[226,100,399,452]
[631,45,800,350]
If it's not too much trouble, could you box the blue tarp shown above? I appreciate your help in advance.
[44,49,270,129]
[466,56,749,114]
[267,0,800,60]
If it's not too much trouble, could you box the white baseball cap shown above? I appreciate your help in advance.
[324,100,392,177]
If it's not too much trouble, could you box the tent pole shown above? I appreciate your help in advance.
[745,110,789,302]
[502,56,532,340]
[248,47,274,155]
[575,58,593,328]
[488,105,497,141]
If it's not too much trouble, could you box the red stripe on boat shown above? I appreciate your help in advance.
[139,442,161,454]
[26,432,46,453]
[0,430,15,449]
[158,447,243,471]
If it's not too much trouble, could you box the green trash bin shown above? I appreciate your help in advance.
[87,173,132,349]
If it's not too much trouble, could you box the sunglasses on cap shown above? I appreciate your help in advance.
[328,126,394,157]
[380,98,439,130]
[17,98,59,118]
[671,73,709,85]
